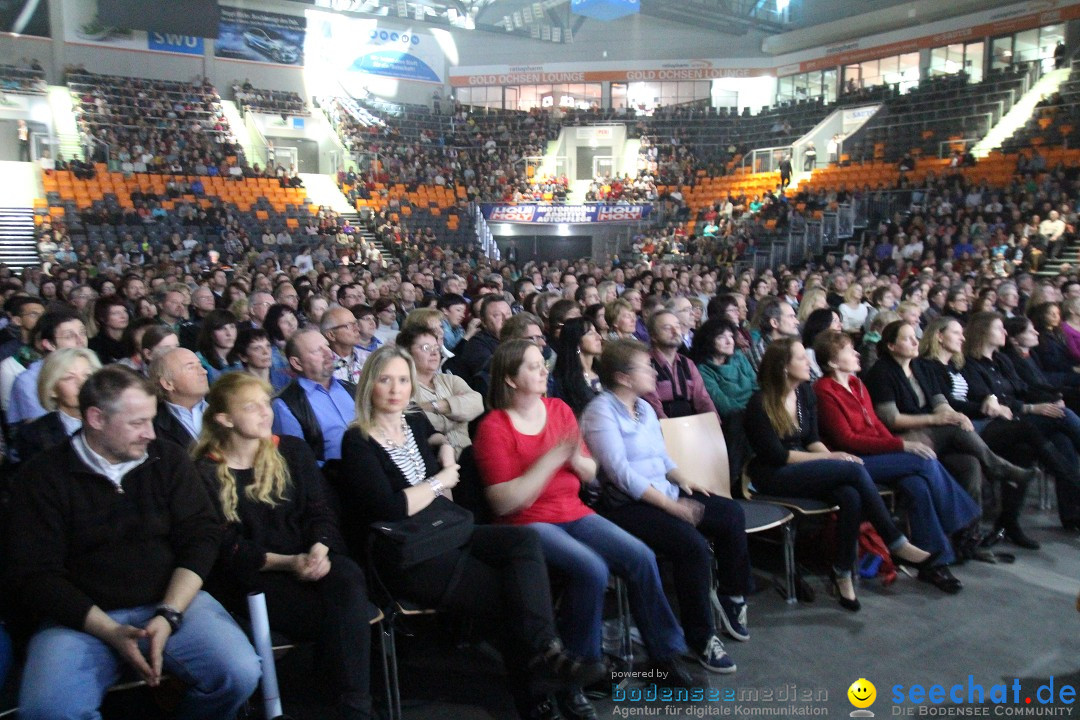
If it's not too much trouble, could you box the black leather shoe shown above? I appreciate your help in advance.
[652,659,694,688]
[1000,524,1041,550]
[557,689,597,720]
[529,640,608,687]
[918,565,963,594]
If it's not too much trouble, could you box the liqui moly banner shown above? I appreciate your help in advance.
[481,204,653,224]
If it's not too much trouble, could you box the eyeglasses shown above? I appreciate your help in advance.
[524,334,547,345]
[414,343,441,354]
[55,329,88,341]
[327,321,358,332]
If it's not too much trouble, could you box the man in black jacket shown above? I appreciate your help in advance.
[7,366,260,719]
[453,295,510,395]
[148,347,210,450]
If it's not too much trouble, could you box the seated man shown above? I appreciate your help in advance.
[272,327,356,468]
[7,365,261,719]
[149,347,210,450]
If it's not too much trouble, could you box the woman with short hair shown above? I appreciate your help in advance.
[398,324,482,459]
[813,330,979,592]
[581,339,750,667]
[15,347,101,462]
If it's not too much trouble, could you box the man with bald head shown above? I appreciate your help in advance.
[247,291,274,330]
[148,347,209,450]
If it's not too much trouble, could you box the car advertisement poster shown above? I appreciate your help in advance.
[305,10,445,87]
[215,7,305,67]
[63,0,204,55]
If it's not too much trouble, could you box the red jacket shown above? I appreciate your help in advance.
[813,375,904,455]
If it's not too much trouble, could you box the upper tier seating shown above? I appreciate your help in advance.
[68,70,247,175]
[0,62,46,95]
[233,83,309,117]
[854,68,1031,163]
[1000,58,1080,154]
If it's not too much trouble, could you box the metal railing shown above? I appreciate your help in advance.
[740,145,793,173]
[937,138,982,158]
[244,113,269,169]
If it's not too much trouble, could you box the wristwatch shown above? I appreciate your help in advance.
[154,604,183,633]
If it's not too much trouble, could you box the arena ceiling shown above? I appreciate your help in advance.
[301,0,1023,43]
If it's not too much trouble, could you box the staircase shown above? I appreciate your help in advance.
[221,100,265,168]
[298,172,388,259]
[47,86,83,162]
[0,209,39,270]
[972,68,1071,158]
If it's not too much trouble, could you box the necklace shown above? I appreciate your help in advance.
[376,414,408,448]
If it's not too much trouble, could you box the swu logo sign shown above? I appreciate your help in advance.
[149,33,205,55]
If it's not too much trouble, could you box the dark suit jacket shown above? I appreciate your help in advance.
[14,411,69,464]
[153,407,198,450]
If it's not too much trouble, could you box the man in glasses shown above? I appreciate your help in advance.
[322,306,373,385]
[8,309,90,429]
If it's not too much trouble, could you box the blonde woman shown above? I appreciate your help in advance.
[796,287,828,325]
[838,282,870,334]
[606,298,637,341]
[193,372,377,720]
[15,348,100,462]
[337,345,604,718]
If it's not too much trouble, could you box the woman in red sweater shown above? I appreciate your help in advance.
[812,331,980,594]
[474,340,697,720]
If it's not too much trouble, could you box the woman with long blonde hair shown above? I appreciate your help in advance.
[193,372,377,720]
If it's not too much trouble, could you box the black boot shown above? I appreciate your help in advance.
[996,479,1040,550]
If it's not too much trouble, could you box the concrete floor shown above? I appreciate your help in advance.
[303,500,1080,720]
[7,499,1076,719]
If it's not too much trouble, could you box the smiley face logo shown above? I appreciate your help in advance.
[848,678,876,709]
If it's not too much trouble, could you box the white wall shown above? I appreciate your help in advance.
[712,77,778,114]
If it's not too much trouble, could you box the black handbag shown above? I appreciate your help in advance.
[370,500,474,569]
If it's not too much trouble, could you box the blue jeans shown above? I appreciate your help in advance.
[19,591,262,720]
[529,513,687,663]
[0,623,11,692]
[860,453,981,565]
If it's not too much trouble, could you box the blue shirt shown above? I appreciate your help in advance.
[442,318,465,351]
[579,391,678,502]
[167,399,208,441]
[8,359,45,425]
[271,377,355,463]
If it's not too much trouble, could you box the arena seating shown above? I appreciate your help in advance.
[854,68,1031,162]
[68,70,246,174]
[232,83,309,117]
[0,62,46,95]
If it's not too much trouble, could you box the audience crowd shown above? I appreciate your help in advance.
[4,65,1080,720]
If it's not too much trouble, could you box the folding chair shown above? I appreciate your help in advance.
[658,413,799,604]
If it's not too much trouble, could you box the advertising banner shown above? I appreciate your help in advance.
[64,0,204,54]
[215,7,305,66]
[481,204,652,224]
[306,10,445,87]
